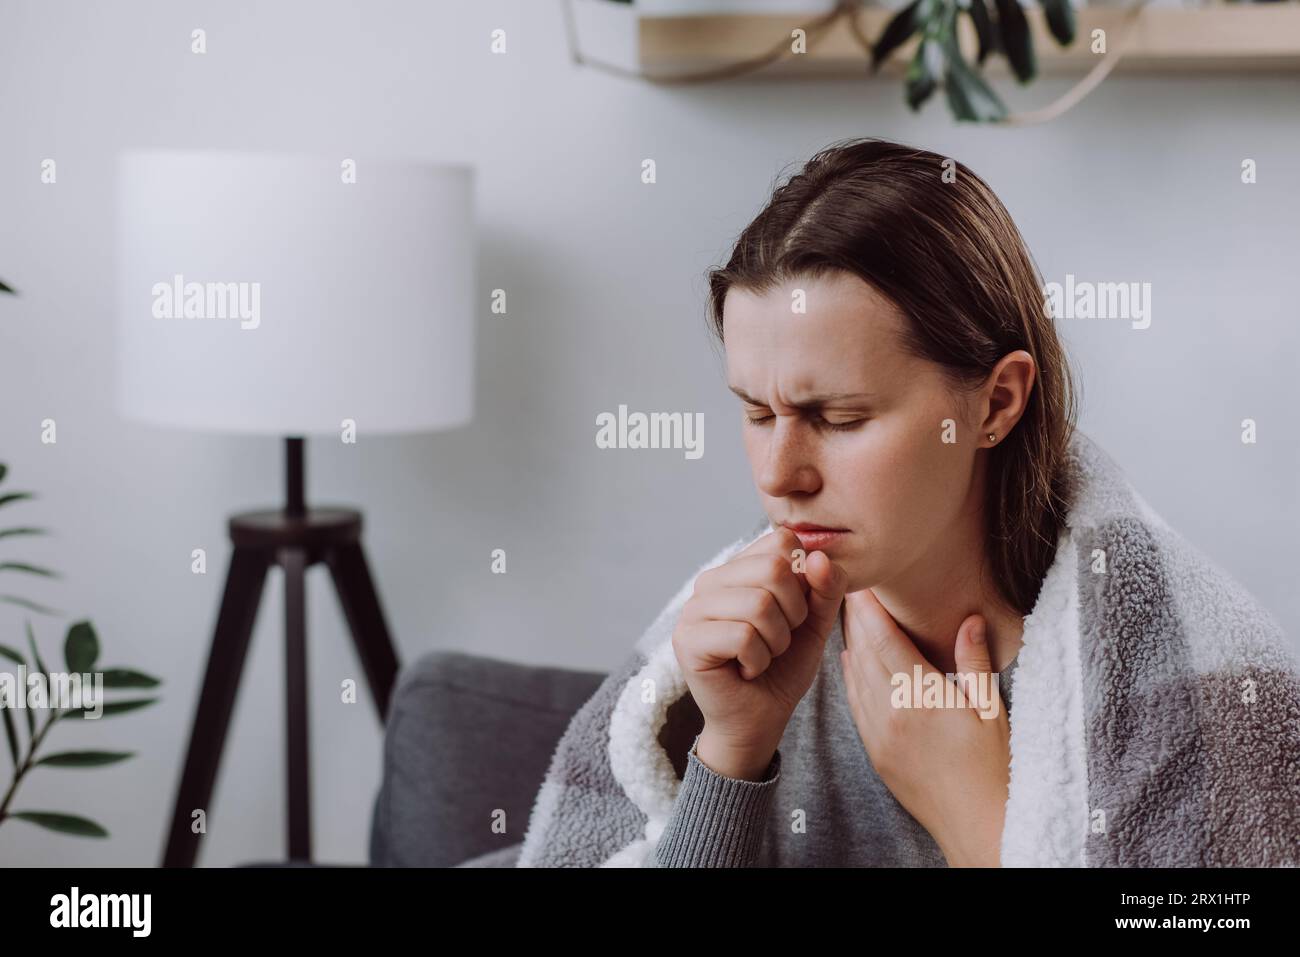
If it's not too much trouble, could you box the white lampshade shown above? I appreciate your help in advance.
[114,149,475,435]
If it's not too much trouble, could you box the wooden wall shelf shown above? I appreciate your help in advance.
[570,2,1300,78]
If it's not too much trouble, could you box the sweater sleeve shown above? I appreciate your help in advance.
[641,732,782,867]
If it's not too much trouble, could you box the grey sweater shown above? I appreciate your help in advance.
[647,630,1020,868]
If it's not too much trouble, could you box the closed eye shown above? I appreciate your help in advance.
[744,411,867,432]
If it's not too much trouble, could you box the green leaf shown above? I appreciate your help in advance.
[99,668,161,689]
[0,492,35,510]
[8,811,109,837]
[2,706,19,768]
[64,620,99,673]
[22,622,45,736]
[871,0,924,72]
[0,562,59,579]
[35,750,135,768]
[61,697,158,720]
[968,0,997,65]
[0,595,60,615]
[993,0,1035,82]
[943,69,976,120]
[1040,0,1076,46]
[905,40,938,111]
[941,27,1007,122]
[0,463,6,483]
[0,279,13,294]
[0,643,31,745]
[0,527,47,541]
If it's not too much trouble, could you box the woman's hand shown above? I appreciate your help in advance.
[671,526,849,781]
[839,587,1011,867]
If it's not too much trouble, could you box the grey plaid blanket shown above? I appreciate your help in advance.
[517,430,1300,866]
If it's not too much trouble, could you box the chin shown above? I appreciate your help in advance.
[840,566,873,595]
[841,552,893,592]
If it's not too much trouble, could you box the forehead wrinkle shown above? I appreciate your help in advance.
[727,383,875,411]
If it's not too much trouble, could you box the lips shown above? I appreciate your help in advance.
[781,523,850,552]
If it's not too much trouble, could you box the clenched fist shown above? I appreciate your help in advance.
[670,526,848,780]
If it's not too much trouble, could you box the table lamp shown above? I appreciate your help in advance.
[114,149,475,866]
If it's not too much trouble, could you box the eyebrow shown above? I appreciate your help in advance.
[727,384,876,410]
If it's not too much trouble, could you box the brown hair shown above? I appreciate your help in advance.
[705,137,1079,616]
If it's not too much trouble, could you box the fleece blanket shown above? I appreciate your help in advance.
[517,430,1300,867]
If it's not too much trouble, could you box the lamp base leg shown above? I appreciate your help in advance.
[160,507,399,868]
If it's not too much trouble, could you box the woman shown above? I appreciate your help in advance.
[512,138,1300,868]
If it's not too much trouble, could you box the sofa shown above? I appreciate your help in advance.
[367,649,607,867]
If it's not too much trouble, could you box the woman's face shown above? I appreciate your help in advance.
[723,270,985,594]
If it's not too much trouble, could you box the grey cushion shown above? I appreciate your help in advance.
[369,650,605,867]
[454,842,524,867]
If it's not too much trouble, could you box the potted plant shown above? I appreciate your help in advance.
[872,0,1080,120]
[0,282,163,841]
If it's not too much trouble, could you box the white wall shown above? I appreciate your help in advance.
[0,0,1296,866]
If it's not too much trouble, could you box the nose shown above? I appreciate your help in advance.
[755,416,821,498]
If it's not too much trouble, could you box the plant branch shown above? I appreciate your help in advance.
[0,706,65,823]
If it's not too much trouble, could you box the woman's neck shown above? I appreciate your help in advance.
[864,587,1025,677]
[862,509,1025,676]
